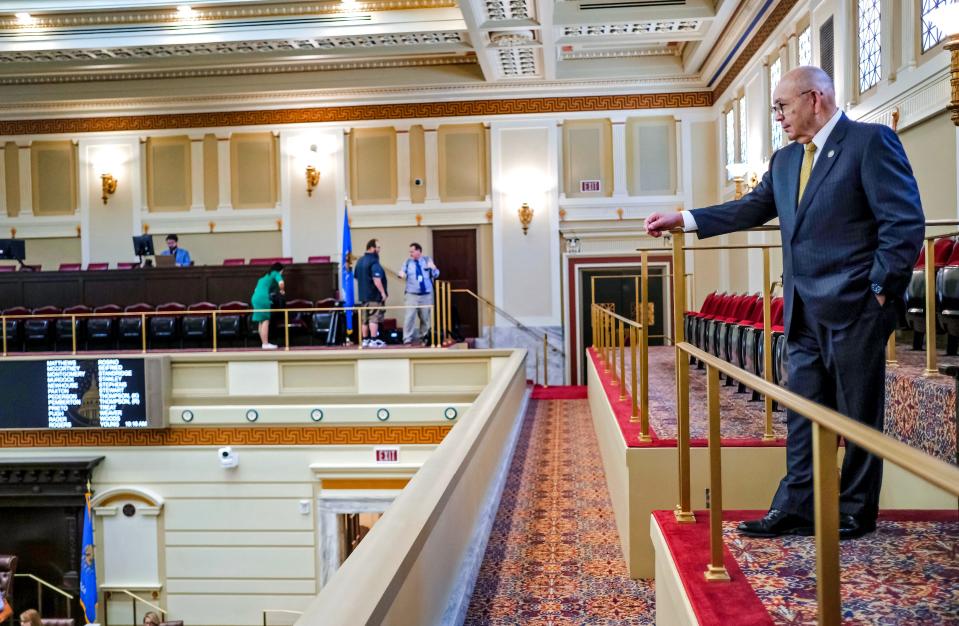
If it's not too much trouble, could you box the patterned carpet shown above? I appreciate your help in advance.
[726,514,959,625]
[465,397,656,625]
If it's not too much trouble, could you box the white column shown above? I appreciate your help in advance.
[396,128,411,204]
[786,35,798,71]
[424,126,439,203]
[611,117,628,198]
[217,135,231,210]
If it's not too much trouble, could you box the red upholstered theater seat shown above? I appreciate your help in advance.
[41,618,75,626]
[183,302,217,344]
[0,265,15,272]
[24,305,62,350]
[217,301,248,346]
[308,255,331,263]
[57,304,92,350]
[117,261,140,270]
[119,303,154,346]
[87,304,122,348]
[58,263,81,271]
[249,258,273,265]
[149,302,186,345]
[223,258,246,266]
[86,262,109,270]
[3,306,30,352]
[906,238,956,349]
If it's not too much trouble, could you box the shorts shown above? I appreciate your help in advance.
[362,301,385,324]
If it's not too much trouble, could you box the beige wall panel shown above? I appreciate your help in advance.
[171,363,228,395]
[357,359,410,394]
[690,121,721,307]
[899,112,956,220]
[165,546,315,578]
[627,117,677,195]
[87,142,137,265]
[166,530,315,547]
[351,226,432,309]
[477,223,494,327]
[203,133,219,211]
[30,141,77,216]
[228,361,280,395]
[350,127,397,205]
[230,132,278,209]
[4,142,19,217]
[20,237,80,269]
[411,359,489,392]
[147,136,191,212]
[167,594,312,626]
[563,119,612,197]
[409,125,426,203]
[157,231,282,266]
[161,483,313,498]
[164,499,314,531]
[280,361,357,393]
[166,579,317,595]
[438,124,487,201]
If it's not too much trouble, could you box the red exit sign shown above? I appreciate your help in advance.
[579,179,601,193]
[374,446,399,463]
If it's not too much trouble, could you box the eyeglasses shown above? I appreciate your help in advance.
[770,89,818,116]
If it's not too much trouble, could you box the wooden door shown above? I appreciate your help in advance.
[431,229,479,338]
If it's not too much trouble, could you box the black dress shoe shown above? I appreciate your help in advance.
[737,509,814,538]
[839,514,876,540]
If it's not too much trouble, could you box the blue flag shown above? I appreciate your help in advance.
[80,491,97,624]
[341,207,355,334]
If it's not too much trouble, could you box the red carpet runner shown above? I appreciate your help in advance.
[465,394,655,624]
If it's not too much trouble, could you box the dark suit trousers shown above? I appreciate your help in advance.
[771,294,897,521]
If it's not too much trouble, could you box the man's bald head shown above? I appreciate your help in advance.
[783,66,837,108]
[772,65,838,144]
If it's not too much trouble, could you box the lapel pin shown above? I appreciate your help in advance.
[827,149,835,158]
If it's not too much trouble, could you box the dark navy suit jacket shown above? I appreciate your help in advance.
[691,114,924,338]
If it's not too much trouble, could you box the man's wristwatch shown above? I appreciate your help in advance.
[871,283,884,295]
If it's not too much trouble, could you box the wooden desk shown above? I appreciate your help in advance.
[0,263,338,309]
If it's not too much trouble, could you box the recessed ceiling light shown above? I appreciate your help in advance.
[15,12,36,26]
[176,5,197,20]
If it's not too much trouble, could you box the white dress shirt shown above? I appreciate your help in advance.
[680,107,844,232]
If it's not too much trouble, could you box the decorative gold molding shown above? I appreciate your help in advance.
[0,425,452,448]
[322,478,411,489]
[0,92,712,136]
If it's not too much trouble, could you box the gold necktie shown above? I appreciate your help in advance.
[797,142,817,204]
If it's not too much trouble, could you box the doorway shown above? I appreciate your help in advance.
[431,229,479,338]
[579,267,667,382]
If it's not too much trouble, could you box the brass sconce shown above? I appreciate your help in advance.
[101,173,117,204]
[929,4,959,125]
[726,163,758,200]
[518,202,533,235]
[305,165,320,197]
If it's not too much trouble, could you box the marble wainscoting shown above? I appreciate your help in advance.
[474,326,565,384]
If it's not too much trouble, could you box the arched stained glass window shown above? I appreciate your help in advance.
[858,0,882,93]
[921,0,948,53]
[769,57,784,151]
[798,26,812,66]
[737,96,747,163]
[725,108,736,176]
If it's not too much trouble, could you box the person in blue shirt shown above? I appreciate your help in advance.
[0,593,12,622]
[161,233,192,267]
[397,242,439,346]
[354,239,388,347]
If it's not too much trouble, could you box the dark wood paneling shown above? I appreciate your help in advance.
[0,263,338,309]
[432,229,478,338]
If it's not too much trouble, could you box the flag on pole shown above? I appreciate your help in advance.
[341,206,355,335]
[79,488,98,624]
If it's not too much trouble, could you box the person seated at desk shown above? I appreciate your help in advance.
[161,234,192,267]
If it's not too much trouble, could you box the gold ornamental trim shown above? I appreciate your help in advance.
[0,92,713,136]
[0,425,452,448]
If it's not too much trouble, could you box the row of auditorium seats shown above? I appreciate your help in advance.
[0,257,334,272]
[903,238,959,354]
[684,291,787,401]
[0,299,360,351]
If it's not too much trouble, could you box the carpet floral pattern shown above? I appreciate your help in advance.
[726,516,959,624]
[465,397,655,625]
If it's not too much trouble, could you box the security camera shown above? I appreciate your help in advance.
[218,446,239,469]
[413,177,424,187]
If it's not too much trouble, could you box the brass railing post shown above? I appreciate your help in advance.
[445,281,453,345]
[141,313,147,353]
[813,422,841,625]
[542,333,549,387]
[430,294,437,348]
[71,314,77,355]
[705,363,730,581]
[640,251,651,442]
[672,231,694,522]
[630,325,639,422]
[283,309,290,351]
[762,248,774,440]
[886,333,897,366]
[212,311,218,352]
[618,320,626,399]
[924,238,938,376]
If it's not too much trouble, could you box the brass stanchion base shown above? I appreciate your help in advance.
[629,413,640,423]
[704,565,731,582]
[636,434,653,443]
[762,433,776,442]
[674,508,696,523]
[923,368,940,378]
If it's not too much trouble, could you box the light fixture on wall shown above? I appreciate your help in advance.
[929,3,959,125]
[725,162,758,200]
[101,173,118,205]
[305,165,320,197]
[518,202,534,235]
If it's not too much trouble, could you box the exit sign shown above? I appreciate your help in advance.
[374,446,399,464]
[580,179,601,193]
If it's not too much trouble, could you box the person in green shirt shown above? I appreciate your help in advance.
[251,262,285,349]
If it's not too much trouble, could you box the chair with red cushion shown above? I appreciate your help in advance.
[282,298,313,346]
[87,304,122,349]
[183,302,217,345]
[56,305,92,350]
[223,258,246,266]
[0,265,15,272]
[58,263,81,271]
[86,262,109,271]
[149,302,186,346]
[119,303,154,347]
[308,255,331,263]
[116,261,140,270]
[249,258,274,266]
[906,238,955,350]
[217,301,248,346]
[24,305,62,350]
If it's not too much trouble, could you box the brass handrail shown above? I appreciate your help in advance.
[14,573,73,619]
[593,303,650,441]
[674,341,959,625]
[262,609,304,626]
[109,588,165,626]
[449,286,565,356]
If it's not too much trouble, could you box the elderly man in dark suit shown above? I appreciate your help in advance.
[645,66,924,539]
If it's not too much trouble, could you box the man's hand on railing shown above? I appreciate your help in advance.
[644,212,684,238]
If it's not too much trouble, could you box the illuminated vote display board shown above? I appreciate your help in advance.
[0,357,167,429]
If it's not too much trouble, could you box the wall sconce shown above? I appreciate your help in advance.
[518,202,533,235]
[101,173,117,205]
[725,163,758,200]
[929,3,959,126]
[305,165,320,197]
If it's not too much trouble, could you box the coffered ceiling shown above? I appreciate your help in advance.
[0,0,775,115]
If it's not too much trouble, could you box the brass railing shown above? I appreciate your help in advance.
[919,225,959,376]
[0,303,436,356]
[13,573,73,619]
[592,303,651,442]
[674,341,959,625]
[104,588,165,626]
